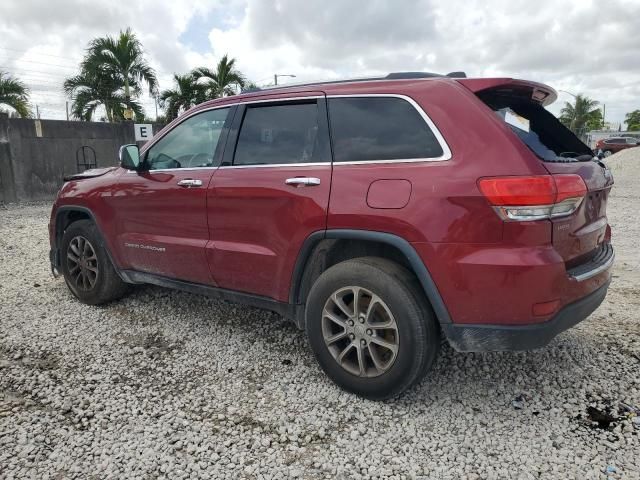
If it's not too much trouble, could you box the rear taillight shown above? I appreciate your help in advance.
[478,174,586,221]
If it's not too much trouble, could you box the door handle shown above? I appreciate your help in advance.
[177,179,203,188]
[285,177,321,187]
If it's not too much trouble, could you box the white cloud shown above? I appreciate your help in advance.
[1,0,639,126]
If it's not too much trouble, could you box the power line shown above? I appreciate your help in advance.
[2,67,70,78]
[27,81,66,88]
[0,57,77,70]
[0,46,79,62]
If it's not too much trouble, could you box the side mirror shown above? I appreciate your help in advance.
[119,144,142,170]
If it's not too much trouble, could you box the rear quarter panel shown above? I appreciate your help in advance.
[327,80,549,243]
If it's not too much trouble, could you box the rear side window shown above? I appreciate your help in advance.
[234,102,320,166]
[328,97,444,162]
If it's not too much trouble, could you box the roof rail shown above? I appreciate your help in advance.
[239,71,468,94]
[386,71,467,79]
[385,72,443,79]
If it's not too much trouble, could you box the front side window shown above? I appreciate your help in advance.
[328,97,444,162]
[234,102,320,166]
[146,108,229,170]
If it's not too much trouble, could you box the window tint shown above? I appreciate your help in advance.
[328,97,444,162]
[234,102,319,166]
[146,108,229,170]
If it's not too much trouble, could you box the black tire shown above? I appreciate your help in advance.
[60,219,129,305]
[305,257,439,400]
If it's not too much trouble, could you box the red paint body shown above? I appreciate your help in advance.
[50,76,614,328]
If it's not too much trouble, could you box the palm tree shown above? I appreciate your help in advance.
[64,70,143,122]
[73,28,157,120]
[193,54,245,98]
[159,74,207,121]
[559,94,600,136]
[0,72,31,118]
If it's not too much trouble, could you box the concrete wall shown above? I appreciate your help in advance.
[0,114,163,202]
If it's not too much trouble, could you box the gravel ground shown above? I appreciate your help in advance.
[1,150,639,480]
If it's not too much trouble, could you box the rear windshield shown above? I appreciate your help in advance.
[478,93,594,162]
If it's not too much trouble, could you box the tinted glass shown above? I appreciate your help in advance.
[146,108,229,170]
[234,102,319,165]
[328,97,444,162]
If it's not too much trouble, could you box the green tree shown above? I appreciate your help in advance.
[159,74,207,121]
[0,71,31,118]
[242,80,260,92]
[585,108,603,132]
[64,71,143,122]
[559,94,601,136]
[625,110,640,131]
[66,28,157,121]
[192,54,245,98]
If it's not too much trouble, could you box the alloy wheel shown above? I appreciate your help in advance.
[321,286,399,378]
[66,235,99,291]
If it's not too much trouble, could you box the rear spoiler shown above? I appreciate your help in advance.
[455,78,558,106]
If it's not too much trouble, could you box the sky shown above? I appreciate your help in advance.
[1,0,639,127]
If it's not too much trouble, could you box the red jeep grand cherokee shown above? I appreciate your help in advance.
[49,72,614,399]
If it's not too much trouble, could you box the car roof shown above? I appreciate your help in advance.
[194,73,557,110]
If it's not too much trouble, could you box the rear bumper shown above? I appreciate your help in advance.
[442,280,610,352]
[412,241,614,327]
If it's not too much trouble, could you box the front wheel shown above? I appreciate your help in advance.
[603,150,613,157]
[60,220,129,305]
[305,257,439,400]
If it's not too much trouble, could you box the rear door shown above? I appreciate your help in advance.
[207,93,332,301]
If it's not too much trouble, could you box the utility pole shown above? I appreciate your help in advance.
[274,74,277,86]
[602,104,606,130]
[36,105,40,119]
[66,101,69,121]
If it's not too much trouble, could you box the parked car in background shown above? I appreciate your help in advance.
[49,72,615,400]
[596,137,639,157]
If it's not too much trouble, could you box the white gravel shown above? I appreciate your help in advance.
[1,149,639,479]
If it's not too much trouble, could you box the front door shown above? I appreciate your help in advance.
[111,106,232,284]
[208,93,332,301]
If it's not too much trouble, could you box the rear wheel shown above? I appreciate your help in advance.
[60,220,128,305]
[305,257,439,400]
[603,150,613,157]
